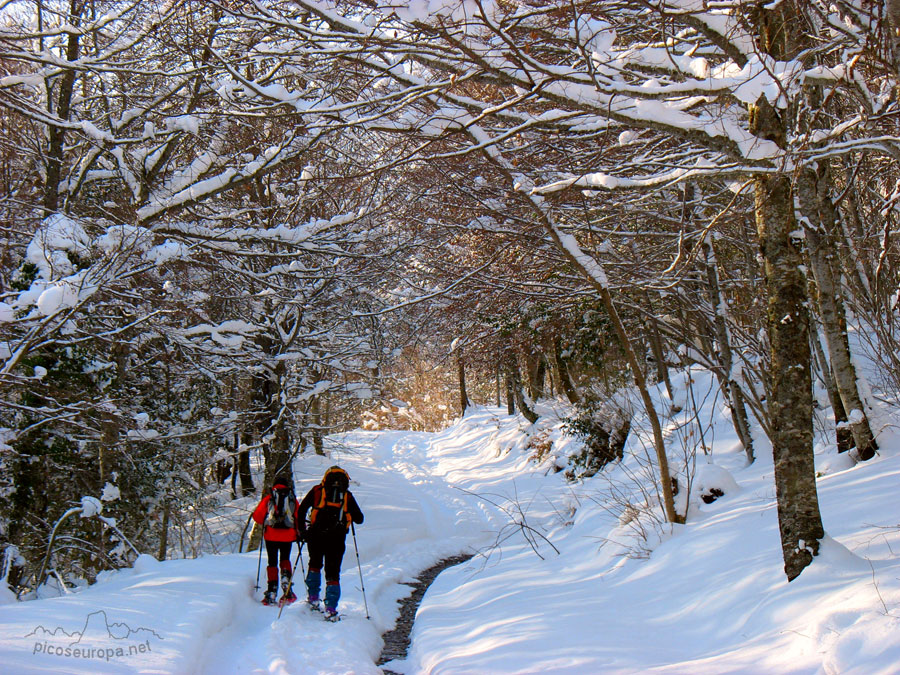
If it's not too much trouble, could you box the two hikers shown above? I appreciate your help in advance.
[252,466,364,620]
[251,474,302,606]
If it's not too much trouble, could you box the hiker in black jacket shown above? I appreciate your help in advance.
[297,466,363,620]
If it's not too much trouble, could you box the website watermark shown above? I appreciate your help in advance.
[24,609,163,664]
[32,639,153,661]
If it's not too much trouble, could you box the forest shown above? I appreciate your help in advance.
[2,0,900,599]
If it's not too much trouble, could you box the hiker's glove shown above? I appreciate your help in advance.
[296,528,307,542]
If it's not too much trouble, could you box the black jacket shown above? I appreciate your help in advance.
[298,484,363,537]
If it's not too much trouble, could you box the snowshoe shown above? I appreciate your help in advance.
[306,597,322,612]
[262,590,278,606]
[323,608,339,622]
[278,590,297,607]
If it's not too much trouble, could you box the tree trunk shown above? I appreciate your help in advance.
[99,410,119,484]
[42,0,81,217]
[797,167,877,461]
[157,502,170,561]
[503,349,516,415]
[525,350,546,401]
[553,338,581,404]
[748,0,825,582]
[886,0,900,72]
[701,235,755,463]
[238,430,255,496]
[310,395,324,455]
[259,362,293,486]
[504,350,538,423]
[810,322,854,453]
[754,170,824,581]
[457,351,470,415]
[643,293,675,406]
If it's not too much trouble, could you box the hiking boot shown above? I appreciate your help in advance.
[262,590,277,605]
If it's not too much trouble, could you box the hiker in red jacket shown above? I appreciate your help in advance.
[252,474,301,605]
[297,466,364,620]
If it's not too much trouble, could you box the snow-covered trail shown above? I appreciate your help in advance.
[9,397,898,674]
[195,429,490,675]
[0,426,496,674]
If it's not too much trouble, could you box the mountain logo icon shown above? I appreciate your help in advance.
[24,610,163,646]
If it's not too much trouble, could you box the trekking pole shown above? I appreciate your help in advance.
[351,522,370,619]
[276,541,305,621]
[298,540,306,578]
[254,539,263,593]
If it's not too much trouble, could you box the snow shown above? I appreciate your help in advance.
[169,115,201,135]
[0,583,16,606]
[97,224,153,254]
[1,370,899,673]
[144,240,190,265]
[35,285,68,316]
[79,497,103,518]
[25,214,92,281]
[100,483,120,502]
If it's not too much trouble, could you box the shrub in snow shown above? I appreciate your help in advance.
[24,214,92,281]
[692,463,740,505]
[526,431,559,471]
[563,399,631,480]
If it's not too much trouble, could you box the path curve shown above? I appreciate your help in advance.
[378,554,474,674]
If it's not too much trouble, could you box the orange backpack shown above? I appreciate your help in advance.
[309,467,352,532]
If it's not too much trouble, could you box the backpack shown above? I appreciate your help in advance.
[309,467,352,533]
[265,485,296,529]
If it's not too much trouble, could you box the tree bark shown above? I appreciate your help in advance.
[504,350,539,423]
[99,410,119,484]
[157,502,170,561]
[310,395,324,455]
[502,349,516,415]
[810,322,853,453]
[553,338,581,404]
[258,361,293,486]
[886,0,900,72]
[238,430,255,496]
[457,350,470,415]
[754,170,824,581]
[42,0,82,217]
[748,0,825,582]
[525,350,546,402]
[797,167,877,461]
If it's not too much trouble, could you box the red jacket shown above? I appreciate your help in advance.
[252,485,301,543]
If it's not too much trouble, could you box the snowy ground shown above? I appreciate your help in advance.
[1,368,899,674]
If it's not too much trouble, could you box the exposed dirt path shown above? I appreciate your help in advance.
[378,553,474,673]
